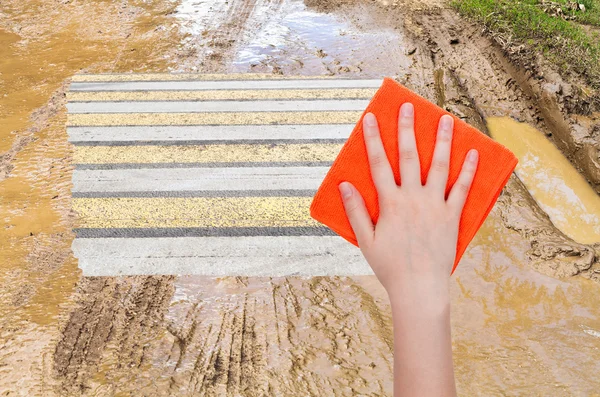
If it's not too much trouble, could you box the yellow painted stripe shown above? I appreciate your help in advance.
[73,197,317,228]
[72,73,336,82]
[74,143,342,164]
[68,111,361,127]
[67,88,377,102]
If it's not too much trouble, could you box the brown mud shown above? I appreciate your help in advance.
[0,0,184,392]
[452,1,600,194]
[374,0,600,282]
[1,0,600,395]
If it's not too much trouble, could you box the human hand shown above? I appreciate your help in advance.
[338,103,478,307]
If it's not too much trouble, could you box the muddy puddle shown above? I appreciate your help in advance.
[230,0,412,77]
[448,214,600,395]
[1,0,600,395]
[488,117,600,244]
[174,0,413,76]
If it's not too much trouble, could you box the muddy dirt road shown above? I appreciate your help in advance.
[1,0,600,395]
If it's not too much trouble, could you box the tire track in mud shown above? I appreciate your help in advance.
[54,276,175,394]
[200,0,285,71]
[205,0,259,64]
[56,276,394,395]
[406,1,600,196]
[396,3,600,282]
[172,276,393,396]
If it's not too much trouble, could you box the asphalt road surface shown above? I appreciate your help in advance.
[67,73,379,276]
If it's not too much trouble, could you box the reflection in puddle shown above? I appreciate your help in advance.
[488,117,600,244]
[450,213,600,394]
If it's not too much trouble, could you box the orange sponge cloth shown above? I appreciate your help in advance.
[310,78,518,274]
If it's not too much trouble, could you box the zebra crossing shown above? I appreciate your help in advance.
[68,73,378,276]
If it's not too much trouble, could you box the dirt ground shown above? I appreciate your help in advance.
[1,0,600,395]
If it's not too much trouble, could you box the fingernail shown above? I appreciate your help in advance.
[401,103,414,117]
[339,182,353,199]
[364,113,377,127]
[440,115,453,131]
[468,149,479,162]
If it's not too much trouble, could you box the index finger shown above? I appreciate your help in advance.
[363,112,397,197]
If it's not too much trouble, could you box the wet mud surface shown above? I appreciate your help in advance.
[1,0,600,395]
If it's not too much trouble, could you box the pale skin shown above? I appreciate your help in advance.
[338,103,479,397]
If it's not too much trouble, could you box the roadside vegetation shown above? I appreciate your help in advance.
[452,0,600,92]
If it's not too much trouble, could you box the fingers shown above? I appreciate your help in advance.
[447,149,479,214]
[363,113,396,196]
[339,182,374,247]
[398,103,421,189]
[426,115,454,196]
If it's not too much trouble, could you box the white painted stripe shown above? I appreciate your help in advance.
[72,166,329,193]
[69,79,383,92]
[72,236,371,276]
[67,124,354,142]
[67,99,370,114]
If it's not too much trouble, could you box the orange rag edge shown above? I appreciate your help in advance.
[310,77,518,274]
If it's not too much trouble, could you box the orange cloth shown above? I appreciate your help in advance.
[310,78,518,274]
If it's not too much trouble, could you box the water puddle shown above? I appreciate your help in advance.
[448,213,600,394]
[230,0,412,77]
[174,0,230,36]
[351,212,600,395]
[488,116,600,244]
[174,0,233,68]
[173,0,412,76]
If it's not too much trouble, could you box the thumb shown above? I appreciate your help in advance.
[338,182,374,248]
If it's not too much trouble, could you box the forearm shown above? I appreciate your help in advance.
[389,293,456,397]
[339,107,477,397]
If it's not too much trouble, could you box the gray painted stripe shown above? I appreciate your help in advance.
[69,79,382,92]
[71,139,346,146]
[67,99,370,114]
[72,236,370,276]
[75,161,334,170]
[67,124,354,143]
[74,226,336,238]
[72,167,328,193]
[72,190,316,198]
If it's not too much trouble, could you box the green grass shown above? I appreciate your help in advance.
[553,0,600,26]
[452,0,600,90]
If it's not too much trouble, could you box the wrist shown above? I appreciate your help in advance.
[387,287,451,320]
